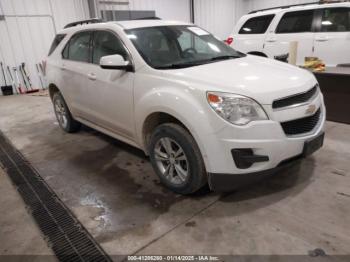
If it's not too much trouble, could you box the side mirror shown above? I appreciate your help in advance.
[100,54,133,71]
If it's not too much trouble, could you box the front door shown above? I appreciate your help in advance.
[84,30,135,140]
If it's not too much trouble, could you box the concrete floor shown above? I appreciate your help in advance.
[0,93,349,257]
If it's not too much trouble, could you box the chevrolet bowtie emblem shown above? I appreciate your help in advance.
[306,104,317,115]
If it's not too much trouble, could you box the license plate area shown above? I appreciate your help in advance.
[303,132,324,157]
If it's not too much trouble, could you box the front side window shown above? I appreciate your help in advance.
[63,31,92,62]
[276,10,314,33]
[239,15,275,34]
[321,8,350,32]
[92,31,128,65]
[125,26,244,69]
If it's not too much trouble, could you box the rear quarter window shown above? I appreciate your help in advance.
[321,8,350,32]
[48,34,66,56]
[239,14,275,34]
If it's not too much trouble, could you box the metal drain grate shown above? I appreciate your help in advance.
[0,132,112,262]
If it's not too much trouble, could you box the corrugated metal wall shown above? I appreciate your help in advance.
[97,0,247,40]
[130,0,191,22]
[97,0,191,23]
[0,0,89,93]
[194,0,248,40]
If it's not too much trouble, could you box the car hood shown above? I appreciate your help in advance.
[162,55,316,105]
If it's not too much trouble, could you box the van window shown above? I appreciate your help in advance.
[239,15,275,34]
[92,31,128,64]
[48,34,66,56]
[62,31,92,63]
[276,10,314,33]
[321,8,350,32]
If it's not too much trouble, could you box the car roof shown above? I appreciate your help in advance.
[58,19,193,34]
[248,2,350,16]
[116,19,192,29]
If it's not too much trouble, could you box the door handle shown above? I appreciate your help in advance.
[315,36,329,42]
[266,38,276,43]
[60,65,66,71]
[87,73,97,81]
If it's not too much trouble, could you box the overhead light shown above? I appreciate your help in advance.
[243,28,252,32]
[127,34,137,39]
[322,20,333,26]
[99,0,129,5]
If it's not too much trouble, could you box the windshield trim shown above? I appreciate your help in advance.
[153,55,244,70]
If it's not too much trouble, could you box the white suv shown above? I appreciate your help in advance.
[47,19,325,194]
[227,2,350,66]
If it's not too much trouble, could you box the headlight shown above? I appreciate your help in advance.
[207,92,268,125]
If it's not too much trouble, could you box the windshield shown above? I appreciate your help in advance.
[125,25,245,69]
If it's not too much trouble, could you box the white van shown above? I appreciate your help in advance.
[227,2,350,66]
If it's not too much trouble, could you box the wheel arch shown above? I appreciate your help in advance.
[141,111,192,155]
[48,83,60,100]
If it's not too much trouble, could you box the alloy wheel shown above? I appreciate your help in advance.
[54,98,68,129]
[154,137,189,185]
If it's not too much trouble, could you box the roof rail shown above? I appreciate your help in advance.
[248,1,348,14]
[133,16,161,20]
[64,18,102,29]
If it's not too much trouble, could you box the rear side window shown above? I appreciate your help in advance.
[92,31,128,64]
[321,8,350,32]
[239,15,275,34]
[48,34,66,56]
[62,31,92,63]
[276,10,314,33]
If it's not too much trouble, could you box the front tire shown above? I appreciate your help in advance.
[53,92,81,133]
[149,123,207,194]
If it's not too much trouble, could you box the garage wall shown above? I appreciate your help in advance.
[130,0,191,22]
[96,0,247,40]
[194,0,249,40]
[97,0,191,23]
[0,0,89,93]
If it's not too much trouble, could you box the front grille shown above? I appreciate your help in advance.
[281,108,321,136]
[273,85,318,109]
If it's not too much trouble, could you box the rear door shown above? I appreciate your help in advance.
[60,31,93,118]
[84,30,135,140]
[313,7,350,66]
[263,9,315,65]
[232,14,275,54]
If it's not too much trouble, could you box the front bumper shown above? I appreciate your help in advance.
[208,128,324,191]
[200,94,326,192]
[209,130,324,192]
[208,151,305,192]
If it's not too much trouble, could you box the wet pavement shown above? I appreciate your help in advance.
[0,93,349,257]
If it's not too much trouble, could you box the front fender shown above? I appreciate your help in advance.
[134,84,226,172]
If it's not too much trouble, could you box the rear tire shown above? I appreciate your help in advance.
[53,92,81,133]
[149,123,207,194]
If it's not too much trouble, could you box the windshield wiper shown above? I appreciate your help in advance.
[209,55,240,61]
[154,62,203,69]
[154,55,241,69]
